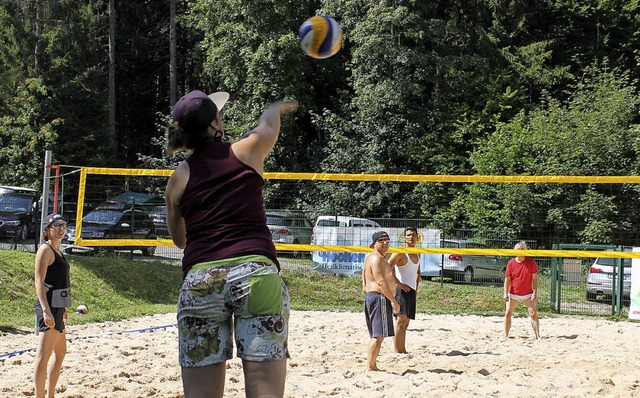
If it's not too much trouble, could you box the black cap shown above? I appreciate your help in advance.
[370,231,390,248]
[43,213,66,230]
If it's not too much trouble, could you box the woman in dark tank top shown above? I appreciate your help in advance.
[165,90,298,398]
[34,213,71,398]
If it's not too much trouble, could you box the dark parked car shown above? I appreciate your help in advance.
[64,207,157,256]
[150,205,169,238]
[0,186,37,241]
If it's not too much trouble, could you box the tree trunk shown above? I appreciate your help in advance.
[169,0,177,107]
[108,0,117,150]
[34,0,42,73]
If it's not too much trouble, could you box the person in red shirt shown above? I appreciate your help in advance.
[503,241,540,339]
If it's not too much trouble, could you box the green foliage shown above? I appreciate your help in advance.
[0,78,60,186]
[1,0,640,246]
[466,69,640,244]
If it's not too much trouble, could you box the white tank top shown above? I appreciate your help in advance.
[394,254,420,290]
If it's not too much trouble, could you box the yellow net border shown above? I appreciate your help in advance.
[74,167,640,258]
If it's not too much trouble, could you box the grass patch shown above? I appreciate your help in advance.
[0,249,629,331]
[0,250,182,331]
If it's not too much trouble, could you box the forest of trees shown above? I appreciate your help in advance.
[2,0,640,246]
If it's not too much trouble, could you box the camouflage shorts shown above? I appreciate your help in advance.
[177,258,290,367]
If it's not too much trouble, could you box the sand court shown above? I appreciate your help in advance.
[1,310,639,397]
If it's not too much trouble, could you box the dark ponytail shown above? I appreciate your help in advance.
[167,121,215,153]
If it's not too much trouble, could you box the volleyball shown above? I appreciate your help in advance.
[76,304,89,314]
[299,16,343,59]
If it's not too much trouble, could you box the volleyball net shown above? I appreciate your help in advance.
[66,167,640,257]
[41,166,638,316]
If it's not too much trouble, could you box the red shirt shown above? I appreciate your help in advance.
[506,257,538,295]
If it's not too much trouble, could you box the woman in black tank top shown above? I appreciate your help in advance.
[34,213,70,398]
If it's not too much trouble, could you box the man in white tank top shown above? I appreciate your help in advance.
[387,227,421,353]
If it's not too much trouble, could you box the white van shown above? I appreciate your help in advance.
[314,215,381,228]
[311,216,381,246]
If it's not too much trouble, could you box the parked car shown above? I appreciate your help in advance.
[266,211,313,253]
[311,215,381,246]
[63,207,157,256]
[585,253,632,301]
[440,239,507,283]
[0,186,37,241]
[313,215,381,228]
[150,205,169,238]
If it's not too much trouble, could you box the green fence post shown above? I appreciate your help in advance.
[615,245,624,315]
[550,244,558,312]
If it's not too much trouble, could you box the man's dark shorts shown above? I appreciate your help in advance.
[364,292,394,338]
[395,287,417,320]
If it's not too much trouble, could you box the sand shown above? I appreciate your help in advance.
[1,310,639,397]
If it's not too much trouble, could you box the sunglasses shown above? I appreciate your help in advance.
[50,223,68,230]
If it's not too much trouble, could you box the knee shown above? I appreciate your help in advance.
[529,309,538,320]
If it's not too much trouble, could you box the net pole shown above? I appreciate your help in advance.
[39,150,52,246]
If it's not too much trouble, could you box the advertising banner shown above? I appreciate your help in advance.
[630,248,640,320]
[312,227,441,275]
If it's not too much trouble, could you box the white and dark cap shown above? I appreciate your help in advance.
[43,213,66,230]
[369,231,390,248]
[172,90,229,132]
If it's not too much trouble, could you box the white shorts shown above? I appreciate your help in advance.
[509,293,533,302]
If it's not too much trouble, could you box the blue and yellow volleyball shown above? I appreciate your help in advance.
[299,16,343,59]
[75,304,89,314]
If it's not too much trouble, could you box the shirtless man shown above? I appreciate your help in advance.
[387,227,421,353]
[362,231,401,371]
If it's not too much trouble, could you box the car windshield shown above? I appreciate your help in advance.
[83,210,124,224]
[442,241,461,248]
[0,196,33,212]
[97,201,126,210]
[317,219,348,227]
[596,258,631,268]
[266,215,292,226]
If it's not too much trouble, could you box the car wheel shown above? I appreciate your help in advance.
[292,238,300,258]
[463,267,474,283]
[16,224,28,241]
[142,246,156,256]
[586,291,597,301]
[97,247,114,256]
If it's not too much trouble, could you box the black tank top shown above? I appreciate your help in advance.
[43,243,70,305]
[179,141,278,275]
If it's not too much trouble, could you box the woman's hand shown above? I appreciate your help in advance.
[279,100,299,115]
[43,310,55,329]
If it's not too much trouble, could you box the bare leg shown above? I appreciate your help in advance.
[367,337,384,371]
[46,330,66,398]
[504,299,518,338]
[34,329,57,398]
[394,315,409,353]
[243,358,287,398]
[181,362,226,398]
[523,298,540,339]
